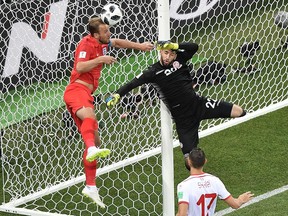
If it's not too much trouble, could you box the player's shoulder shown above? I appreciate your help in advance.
[80,35,91,43]
[181,173,218,182]
[203,172,219,178]
[204,173,224,184]
[80,35,100,47]
[142,62,160,73]
[148,61,164,73]
[177,175,198,190]
[177,178,188,189]
[178,174,199,185]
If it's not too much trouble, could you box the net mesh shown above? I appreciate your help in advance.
[0,0,287,215]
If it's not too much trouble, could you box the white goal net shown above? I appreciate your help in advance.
[0,0,287,215]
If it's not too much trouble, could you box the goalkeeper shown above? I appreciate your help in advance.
[106,41,246,170]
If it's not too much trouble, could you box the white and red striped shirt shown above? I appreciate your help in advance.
[177,173,231,216]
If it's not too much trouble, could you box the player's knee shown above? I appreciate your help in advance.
[76,107,96,120]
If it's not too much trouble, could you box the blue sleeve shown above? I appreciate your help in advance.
[108,40,112,48]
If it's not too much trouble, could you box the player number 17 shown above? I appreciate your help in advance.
[196,193,217,216]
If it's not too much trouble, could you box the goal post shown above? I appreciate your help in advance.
[0,0,287,215]
[157,0,175,215]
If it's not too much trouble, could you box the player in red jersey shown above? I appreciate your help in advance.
[63,17,153,208]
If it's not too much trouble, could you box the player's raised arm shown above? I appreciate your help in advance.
[106,67,153,108]
[106,76,146,108]
[110,39,154,51]
[177,42,199,61]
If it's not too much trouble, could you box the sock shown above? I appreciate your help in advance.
[240,109,247,117]
[87,185,97,189]
[83,148,97,186]
[80,118,98,148]
[184,155,191,171]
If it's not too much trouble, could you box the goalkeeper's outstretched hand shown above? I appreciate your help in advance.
[106,94,120,108]
[156,41,179,51]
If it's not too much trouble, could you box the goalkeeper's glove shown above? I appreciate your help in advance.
[106,93,120,108]
[156,41,179,50]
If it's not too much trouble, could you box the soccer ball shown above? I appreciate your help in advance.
[100,3,123,26]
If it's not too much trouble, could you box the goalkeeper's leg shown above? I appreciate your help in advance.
[198,96,246,119]
[176,124,200,171]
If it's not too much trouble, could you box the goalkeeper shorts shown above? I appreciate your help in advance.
[174,95,233,155]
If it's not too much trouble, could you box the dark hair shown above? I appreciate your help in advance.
[189,148,206,168]
[88,17,106,36]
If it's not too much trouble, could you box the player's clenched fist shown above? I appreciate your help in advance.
[106,94,120,108]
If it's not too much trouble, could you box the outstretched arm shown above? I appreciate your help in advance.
[116,77,145,97]
[106,70,151,108]
[110,39,154,51]
[224,191,254,209]
[106,78,144,108]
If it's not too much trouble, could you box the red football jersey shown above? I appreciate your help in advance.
[70,35,109,92]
